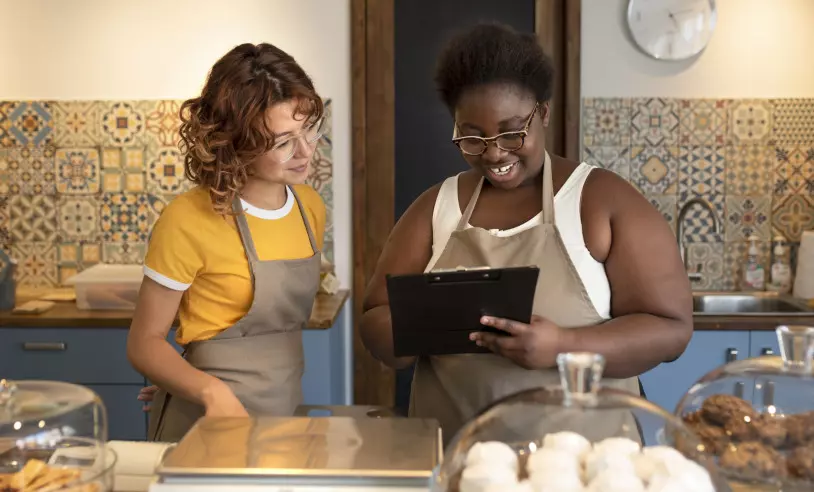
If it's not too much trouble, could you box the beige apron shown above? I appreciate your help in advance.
[408,152,641,445]
[148,188,321,442]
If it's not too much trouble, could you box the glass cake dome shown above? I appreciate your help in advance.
[0,379,117,491]
[675,325,814,492]
[430,352,731,492]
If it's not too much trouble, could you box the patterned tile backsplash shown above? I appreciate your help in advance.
[583,98,814,291]
[0,99,334,288]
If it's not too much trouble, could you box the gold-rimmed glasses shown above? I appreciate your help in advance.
[269,116,325,163]
[451,103,539,156]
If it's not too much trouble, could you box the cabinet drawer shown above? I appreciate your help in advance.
[0,328,143,384]
[88,384,147,441]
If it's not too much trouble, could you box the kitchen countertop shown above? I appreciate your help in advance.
[693,313,814,331]
[0,289,350,330]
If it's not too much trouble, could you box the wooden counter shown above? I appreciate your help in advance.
[0,289,349,330]
[694,313,814,331]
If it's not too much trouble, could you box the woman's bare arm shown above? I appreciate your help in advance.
[360,185,439,369]
[557,169,693,377]
[126,278,229,406]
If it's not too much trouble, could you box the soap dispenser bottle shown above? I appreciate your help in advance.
[743,235,765,291]
[768,235,792,294]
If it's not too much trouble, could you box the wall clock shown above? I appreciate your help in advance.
[627,0,717,61]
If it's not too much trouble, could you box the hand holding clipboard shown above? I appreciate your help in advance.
[385,266,539,357]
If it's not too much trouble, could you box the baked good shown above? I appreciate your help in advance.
[541,431,592,459]
[459,462,518,492]
[0,459,99,492]
[527,472,584,492]
[525,447,581,477]
[787,445,814,480]
[586,469,645,492]
[701,394,755,426]
[719,441,787,479]
[686,418,730,455]
[785,411,814,447]
[754,414,787,448]
[464,441,518,473]
[584,450,636,482]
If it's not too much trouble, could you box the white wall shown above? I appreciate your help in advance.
[0,0,351,290]
[582,0,814,98]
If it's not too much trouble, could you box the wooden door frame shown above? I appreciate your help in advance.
[350,0,581,406]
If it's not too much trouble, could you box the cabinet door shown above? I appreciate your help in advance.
[638,331,751,445]
[0,328,143,384]
[749,331,779,358]
[87,385,148,441]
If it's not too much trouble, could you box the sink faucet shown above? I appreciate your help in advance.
[676,197,722,283]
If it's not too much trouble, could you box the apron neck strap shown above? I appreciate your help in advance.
[232,197,260,264]
[288,186,320,254]
[456,177,484,231]
[231,186,321,266]
[541,151,554,225]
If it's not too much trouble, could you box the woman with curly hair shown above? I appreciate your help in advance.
[126,42,327,442]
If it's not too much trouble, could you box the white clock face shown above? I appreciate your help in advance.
[627,0,717,60]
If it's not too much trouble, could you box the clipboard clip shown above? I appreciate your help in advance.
[426,266,500,283]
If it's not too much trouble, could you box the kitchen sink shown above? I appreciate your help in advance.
[693,294,814,316]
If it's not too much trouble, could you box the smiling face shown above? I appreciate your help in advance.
[454,83,549,189]
[249,98,321,186]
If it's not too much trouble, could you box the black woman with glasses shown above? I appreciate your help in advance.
[127,43,327,442]
[360,23,693,442]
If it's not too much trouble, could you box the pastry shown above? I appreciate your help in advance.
[687,419,730,455]
[541,431,592,459]
[754,414,787,448]
[701,394,756,426]
[719,441,787,479]
[785,411,814,447]
[459,463,518,492]
[465,441,518,473]
[586,469,645,492]
[787,445,814,480]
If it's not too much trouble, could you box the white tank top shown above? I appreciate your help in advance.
[427,162,611,319]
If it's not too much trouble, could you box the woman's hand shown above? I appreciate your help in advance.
[470,315,563,370]
[202,380,249,418]
[138,385,159,412]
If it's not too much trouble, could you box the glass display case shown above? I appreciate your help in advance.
[0,379,116,491]
[675,325,814,492]
[431,352,730,492]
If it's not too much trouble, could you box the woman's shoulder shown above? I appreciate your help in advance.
[157,186,220,225]
[291,184,325,212]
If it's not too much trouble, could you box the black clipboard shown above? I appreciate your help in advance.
[386,266,539,357]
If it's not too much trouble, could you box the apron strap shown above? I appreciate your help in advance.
[456,177,484,231]
[232,197,260,265]
[289,186,320,254]
[541,151,554,225]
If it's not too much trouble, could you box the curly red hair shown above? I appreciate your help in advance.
[178,43,323,214]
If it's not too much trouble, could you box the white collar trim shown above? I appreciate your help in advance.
[239,186,294,220]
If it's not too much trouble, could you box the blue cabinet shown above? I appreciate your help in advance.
[0,304,350,441]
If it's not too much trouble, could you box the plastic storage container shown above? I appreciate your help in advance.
[675,325,814,491]
[65,264,143,311]
[430,352,730,492]
[0,379,116,491]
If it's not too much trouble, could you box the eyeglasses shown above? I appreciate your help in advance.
[451,103,539,156]
[269,116,325,163]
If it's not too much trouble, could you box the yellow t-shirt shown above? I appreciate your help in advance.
[143,185,325,344]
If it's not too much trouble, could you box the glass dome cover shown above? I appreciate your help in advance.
[431,352,731,492]
[0,379,116,492]
[675,325,814,491]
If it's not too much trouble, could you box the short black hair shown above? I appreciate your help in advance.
[435,23,555,111]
